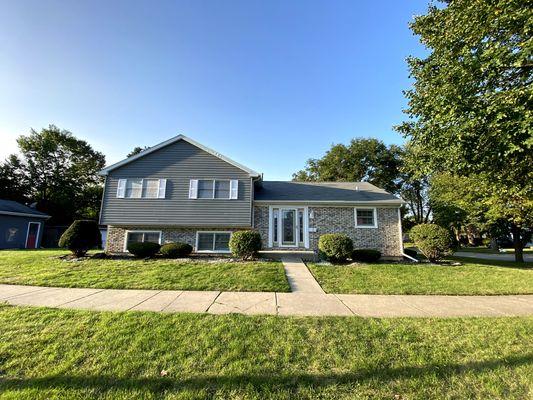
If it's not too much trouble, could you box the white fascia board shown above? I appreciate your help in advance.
[0,211,50,219]
[99,134,260,177]
[253,200,404,207]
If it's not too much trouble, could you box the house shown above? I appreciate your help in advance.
[99,135,405,258]
[0,199,50,249]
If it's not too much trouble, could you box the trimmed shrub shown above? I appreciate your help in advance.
[127,242,161,258]
[160,242,192,258]
[352,249,381,263]
[58,220,101,257]
[409,224,453,262]
[229,230,262,260]
[403,248,418,259]
[318,233,353,262]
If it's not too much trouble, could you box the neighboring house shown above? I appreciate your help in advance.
[99,135,405,258]
[0,199,50,249]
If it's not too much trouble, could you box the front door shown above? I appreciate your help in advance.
[281,208,297,247]
[271,207,307,248]
[25,222,40,249]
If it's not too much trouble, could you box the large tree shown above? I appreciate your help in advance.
[0,154,29,204]
[398,143,432,225]
[397,0,532,262]
[0,125,106,224]
[292,138,403,194]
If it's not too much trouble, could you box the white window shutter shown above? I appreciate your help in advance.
[189,179,198,199]
[116,179,126,198]
[158,179,167,198]
[230,179,239,199]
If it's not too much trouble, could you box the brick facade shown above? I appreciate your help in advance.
[107,206,402,258]
[253,205,402,257]
[106,226,242,253]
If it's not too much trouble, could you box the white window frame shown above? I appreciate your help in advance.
[117,178,167,199]
[195,231,232,253]
[25,221,41,249]
[189,179,238,200]
[354,207,378,228]
[123,230,162,252]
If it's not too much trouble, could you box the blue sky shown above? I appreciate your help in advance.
[0,0,428,180]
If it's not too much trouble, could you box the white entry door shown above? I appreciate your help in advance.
[270,206,308,248]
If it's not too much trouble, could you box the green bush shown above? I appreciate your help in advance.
[160,242,192,258]
[403,248,418,259]
[352,249,381,262]
[127,242,161,258]
[58,220,101,257]
[409,224,453,262]
[318,233,353,262]
[229,230,262,260]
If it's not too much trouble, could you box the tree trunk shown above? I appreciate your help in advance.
[511,224,524,263]
[489,237,499,251]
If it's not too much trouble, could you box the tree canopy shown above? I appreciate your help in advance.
[397,0,532,261]
[0,125,106,224]
[127,146,149,158]
[292,138,403,194]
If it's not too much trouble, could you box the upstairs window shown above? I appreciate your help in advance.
[125,179,143,198]
[355,208,377,228]
[189,179,238,199]
[116,178,167,199]
[198,180,214,199]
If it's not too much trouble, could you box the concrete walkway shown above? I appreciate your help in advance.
[454,251,533,262]
[2,283,533,317]
[281,255,325,293]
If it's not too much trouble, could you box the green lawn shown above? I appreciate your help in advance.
[0,249,290,292]
[0,305,531,399]
[309,259,533,295]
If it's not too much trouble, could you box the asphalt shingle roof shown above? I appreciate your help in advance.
[254,181,403,203]
[0,199,50,218]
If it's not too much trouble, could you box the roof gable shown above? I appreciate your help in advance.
[99,135,260,177]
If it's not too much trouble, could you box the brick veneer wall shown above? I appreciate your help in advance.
[253,205,403,257]
[106,226,242,253]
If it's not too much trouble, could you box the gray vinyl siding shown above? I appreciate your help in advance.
[100,140,253,227]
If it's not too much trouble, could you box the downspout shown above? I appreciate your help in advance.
[398,207,419,262]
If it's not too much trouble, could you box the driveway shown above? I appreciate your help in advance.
[454,251,533,262]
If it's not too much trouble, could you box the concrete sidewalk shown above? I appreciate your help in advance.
[2,283,533,317]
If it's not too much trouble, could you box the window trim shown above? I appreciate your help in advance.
[195,231,232,253]
[123,230,162,252]
[25,221,41,249]
[354,207,378,228]
[189,179,239,200]
[117,178,167,199]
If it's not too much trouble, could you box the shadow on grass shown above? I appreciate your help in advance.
[2,354,531,394]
